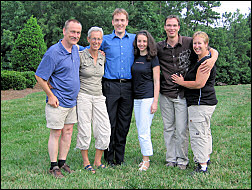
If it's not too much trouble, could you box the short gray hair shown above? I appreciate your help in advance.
[64,19,82,30]
[87,27,103,38]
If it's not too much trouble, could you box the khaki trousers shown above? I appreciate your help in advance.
[160,94,189,165]
[76,92,111,150]
[188,105,216,163]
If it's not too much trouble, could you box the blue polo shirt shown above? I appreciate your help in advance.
[100,30,136,79]
[35,39,80,108]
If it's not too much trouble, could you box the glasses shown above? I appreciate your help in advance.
[90,38,102,42]
[165,24,179,28]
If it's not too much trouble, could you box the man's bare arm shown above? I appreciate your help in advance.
[35,75,59,108]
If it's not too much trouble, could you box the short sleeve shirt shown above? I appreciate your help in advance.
[79,49,106,96]
[157,35,198,99]
[35,40,80,108]
[131,55,160,99]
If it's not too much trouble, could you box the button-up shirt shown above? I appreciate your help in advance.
[79,49,105,96]
[157,35,198,99]
[100,30,136,79]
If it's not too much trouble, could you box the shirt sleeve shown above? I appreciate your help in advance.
[151,56,160,68]
[35,53,55,81]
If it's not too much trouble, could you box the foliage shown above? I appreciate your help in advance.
[1,1,28,37]
[209,11,251,84]
[1,29,15,70]
[1,70,36,90]
[11,15,47,72]
[228,11,251,84]
[181,1,221,34]
[21,71,37,88]
[1,70,26,90]
[1,84,251,188]
[1,1,251,84]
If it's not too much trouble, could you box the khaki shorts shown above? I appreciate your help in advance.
[45,103,77,129]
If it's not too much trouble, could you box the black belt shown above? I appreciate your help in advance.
[103,78,131,83]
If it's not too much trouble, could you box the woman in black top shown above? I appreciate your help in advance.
[171,31,218,174]
[132,30,160,171]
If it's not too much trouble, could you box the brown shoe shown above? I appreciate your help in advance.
[60,163,74,174]
[165,162,176,167]
[49,166,64,178]
[177,164,187,170]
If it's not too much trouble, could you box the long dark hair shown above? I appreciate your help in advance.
[133,30,157,61]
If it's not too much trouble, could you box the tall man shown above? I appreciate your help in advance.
[157,15,218,170]
[35,19,82,178]
[101,8,136,166]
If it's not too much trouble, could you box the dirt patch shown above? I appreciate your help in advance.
[1,82,44,101]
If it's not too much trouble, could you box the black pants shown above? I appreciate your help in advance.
[102,79,133,164]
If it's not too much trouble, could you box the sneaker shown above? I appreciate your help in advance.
[165,162,176,167]
[195,160,211,166]
[191,164,207,175]
[49,166,64,178]
[115,160,124,166]
[177,164,187,170]
[60,163,74,174]
[207,160,211,166]
[107,161,116,167]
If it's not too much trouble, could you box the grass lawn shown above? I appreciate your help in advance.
[1,84,251,189]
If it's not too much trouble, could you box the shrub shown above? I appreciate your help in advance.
[1,70,27,90]
[11,15,47,72]
[21,71,37,88]
[1,29,15,70]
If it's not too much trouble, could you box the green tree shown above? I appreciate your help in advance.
[226,10,251,84]
[181,1,221,36]
[1,1,29,68]
[129,1,164,42]
[1,1,28,37]
[212,10,251,84]
[1,29,15,70]
[1,1,250,84]
[11,15,47,72]
[194,1,221,27]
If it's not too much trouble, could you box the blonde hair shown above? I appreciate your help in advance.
[193,31,209,45]
[112,8,129,20]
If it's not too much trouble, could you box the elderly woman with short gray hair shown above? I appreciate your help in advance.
[75,27,110,174]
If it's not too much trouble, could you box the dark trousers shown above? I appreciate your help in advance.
[102,79,133,164]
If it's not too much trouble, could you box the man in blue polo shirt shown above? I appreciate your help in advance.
[35,19,82,178]
[101,8,136,166]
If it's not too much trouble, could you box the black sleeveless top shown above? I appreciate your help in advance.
[184,53,218,107]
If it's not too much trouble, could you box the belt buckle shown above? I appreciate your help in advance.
[119,79,126,83]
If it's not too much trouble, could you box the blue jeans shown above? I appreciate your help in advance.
[134,98,154,156]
